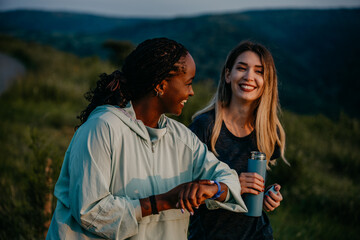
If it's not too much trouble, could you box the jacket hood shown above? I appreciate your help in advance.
[89,102,167,142]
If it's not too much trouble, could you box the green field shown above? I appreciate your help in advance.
[0,35,359,239]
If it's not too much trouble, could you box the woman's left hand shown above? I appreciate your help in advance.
[263,184,283,212]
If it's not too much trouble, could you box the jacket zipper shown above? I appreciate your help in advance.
[150,141,159,194]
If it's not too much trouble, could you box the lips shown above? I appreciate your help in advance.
[239,84,256,92]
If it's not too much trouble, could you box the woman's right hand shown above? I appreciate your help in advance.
[239,172,265,195]
[160,180,219,215]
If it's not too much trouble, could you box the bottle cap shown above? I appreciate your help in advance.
[250,151,266,160]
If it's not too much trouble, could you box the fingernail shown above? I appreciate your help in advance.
[210,180,214,184]
[190,212,194,216]
[181,209,184,213]
[176,202,179,208]
[196,206,199,209]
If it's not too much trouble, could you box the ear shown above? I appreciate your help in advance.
[154,79,168,96]
[225,68,231,83]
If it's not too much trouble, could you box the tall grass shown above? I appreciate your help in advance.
[0,35,359,239]
[0,35,113,239]
[267,112,360,239]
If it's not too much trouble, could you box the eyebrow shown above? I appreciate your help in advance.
[237,61,263,68]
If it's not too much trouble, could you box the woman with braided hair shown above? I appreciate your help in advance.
[46,38,246,240]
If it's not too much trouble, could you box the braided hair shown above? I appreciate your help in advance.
[76,37,189,128]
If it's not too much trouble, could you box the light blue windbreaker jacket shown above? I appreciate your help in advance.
[46,103,247,240]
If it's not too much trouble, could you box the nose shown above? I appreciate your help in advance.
[244,69,255,81]
[189,86,194,97]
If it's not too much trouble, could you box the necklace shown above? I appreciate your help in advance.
[223,118,253,138]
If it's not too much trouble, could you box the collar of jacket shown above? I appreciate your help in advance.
[90,102,168,143]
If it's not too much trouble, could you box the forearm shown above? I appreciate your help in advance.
[140,181,229,217]
[75,195,140,239]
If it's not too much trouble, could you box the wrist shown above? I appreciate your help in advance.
[155,193,172,212]
[210,180,225,200]
[149,195,159,214]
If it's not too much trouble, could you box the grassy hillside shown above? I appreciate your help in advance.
[0,36,359,239]
[0,35,114,239]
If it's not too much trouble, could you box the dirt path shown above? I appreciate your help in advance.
[0,52,26,95]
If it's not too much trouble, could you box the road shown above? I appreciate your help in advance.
[0,52,26,95]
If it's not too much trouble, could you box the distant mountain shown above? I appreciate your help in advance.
[0,10,152,33]
[1,9,360,118]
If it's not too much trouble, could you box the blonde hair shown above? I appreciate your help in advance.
[193,41,288,167]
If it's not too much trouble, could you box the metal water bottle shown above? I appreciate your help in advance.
[244,151,267,217]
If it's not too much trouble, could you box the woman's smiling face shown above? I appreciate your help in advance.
[159,53,195,116]
[226,50,264,104]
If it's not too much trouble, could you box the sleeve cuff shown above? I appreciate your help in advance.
[224,188,230,202]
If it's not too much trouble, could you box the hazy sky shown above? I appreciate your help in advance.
[1,0,359,18]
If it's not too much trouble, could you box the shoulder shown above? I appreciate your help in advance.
[88,105,122,125]
[189,110,215,130]
[165,116,204,150]
[77,106,125,137]
[188,110,215,143]
[166,116,195,139]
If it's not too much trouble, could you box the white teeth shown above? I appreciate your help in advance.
[181,100,187,104]
[240,84,255,90]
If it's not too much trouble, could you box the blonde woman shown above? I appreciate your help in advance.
[188,41,287,240]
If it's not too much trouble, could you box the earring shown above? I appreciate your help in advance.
[155,90,163,97]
